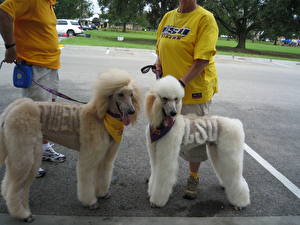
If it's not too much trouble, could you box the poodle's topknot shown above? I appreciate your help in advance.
[153,75,185,99]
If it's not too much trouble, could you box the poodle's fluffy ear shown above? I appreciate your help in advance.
[130,82,141,124]
[145,91,163,128]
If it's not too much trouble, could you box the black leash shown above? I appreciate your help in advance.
[141,64,162,79]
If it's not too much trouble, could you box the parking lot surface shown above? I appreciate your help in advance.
[0,45,299,224]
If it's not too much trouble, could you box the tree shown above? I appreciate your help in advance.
[98,0,145,32]
[201,0,264,49]
[54,0,93,19]
[261,0,300,44]
[144,0,178,29]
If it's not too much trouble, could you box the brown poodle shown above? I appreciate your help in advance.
[0,69,141,222]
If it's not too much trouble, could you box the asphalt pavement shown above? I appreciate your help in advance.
[0,45,299,225]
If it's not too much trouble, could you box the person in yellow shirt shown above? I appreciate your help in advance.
[154,0,219,199]
[0,0,66,177]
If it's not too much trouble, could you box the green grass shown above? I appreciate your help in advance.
[60,30,300,61]
[217,39,300,55]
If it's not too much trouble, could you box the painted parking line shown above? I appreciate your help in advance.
[244,143,300,199]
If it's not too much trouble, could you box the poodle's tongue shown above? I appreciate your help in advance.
[121,114,131,126]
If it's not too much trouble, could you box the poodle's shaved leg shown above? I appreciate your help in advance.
[149,146,179,207]
[210,144,250,208]
[96,144,119,198]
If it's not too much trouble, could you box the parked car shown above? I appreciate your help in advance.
[81,23,98,31]
[56,19,83,36]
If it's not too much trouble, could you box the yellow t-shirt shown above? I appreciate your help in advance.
[156,6,219,104]
[0,0,60,69]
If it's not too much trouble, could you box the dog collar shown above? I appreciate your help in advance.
[104,113,124,143]
[150,118,175,143]
[107,110,121,119]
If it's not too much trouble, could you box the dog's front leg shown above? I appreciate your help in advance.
[96,143,119,199]
[77,155,100,209]
[149,143,180,208]
[146,137,156,198]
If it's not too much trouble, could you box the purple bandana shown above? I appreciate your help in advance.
[150,118,175,143]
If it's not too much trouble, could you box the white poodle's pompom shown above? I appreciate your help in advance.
[153,76,185,99]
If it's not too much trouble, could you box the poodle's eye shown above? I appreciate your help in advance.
[118,93,124,97]
[162,97,168,102]
[174,98,178,102]
[130,93,134,97]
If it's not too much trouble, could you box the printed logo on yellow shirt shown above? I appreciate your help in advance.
[162,25,190,40]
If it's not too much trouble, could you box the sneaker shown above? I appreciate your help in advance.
[42,144,66,162]
[36,168,46,178]
[183,175,199,200]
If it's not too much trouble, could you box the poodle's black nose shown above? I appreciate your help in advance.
[170,111,177,117]
[128,109,135,115]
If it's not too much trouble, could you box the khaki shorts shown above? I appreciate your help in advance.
[179,101,211,163]
[22,65,59,101]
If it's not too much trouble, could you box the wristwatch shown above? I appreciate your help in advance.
[5,43,16,49]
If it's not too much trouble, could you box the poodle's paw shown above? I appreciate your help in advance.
[150,202,162,208]
[98,192,111,200]
[89,202,99,210]
[149,197,167,208]
[233,205,245,211]
[23,214,34,223]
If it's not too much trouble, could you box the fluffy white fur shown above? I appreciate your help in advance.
[145,76,250,209]
[0,69,140,222]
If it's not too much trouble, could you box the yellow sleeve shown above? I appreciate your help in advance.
[0,0,30,19]
[194,13,219,61]
[155,13,169,55]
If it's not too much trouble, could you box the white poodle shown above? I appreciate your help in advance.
[0,69,140,222]
[145,76,250,209]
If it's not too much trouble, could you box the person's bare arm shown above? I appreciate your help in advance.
[180,59,209,86]
[0,9,16,63]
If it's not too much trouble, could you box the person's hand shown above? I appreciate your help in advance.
[152,58,162,79]
[4,46,17,63]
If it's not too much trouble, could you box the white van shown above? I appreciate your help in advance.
[56,19,83,36]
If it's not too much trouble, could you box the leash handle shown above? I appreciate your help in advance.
[141,64,162,80]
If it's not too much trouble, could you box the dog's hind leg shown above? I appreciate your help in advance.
[214,118,250,209]
[215,147,250,209]
[22,141,42,219]
[212,138,250,207]
[207,143,224,188]
[95,143,119,199]
[4,151,37,222]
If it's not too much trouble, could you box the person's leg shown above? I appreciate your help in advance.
[180,102,211,199]
[22,66,65,177]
